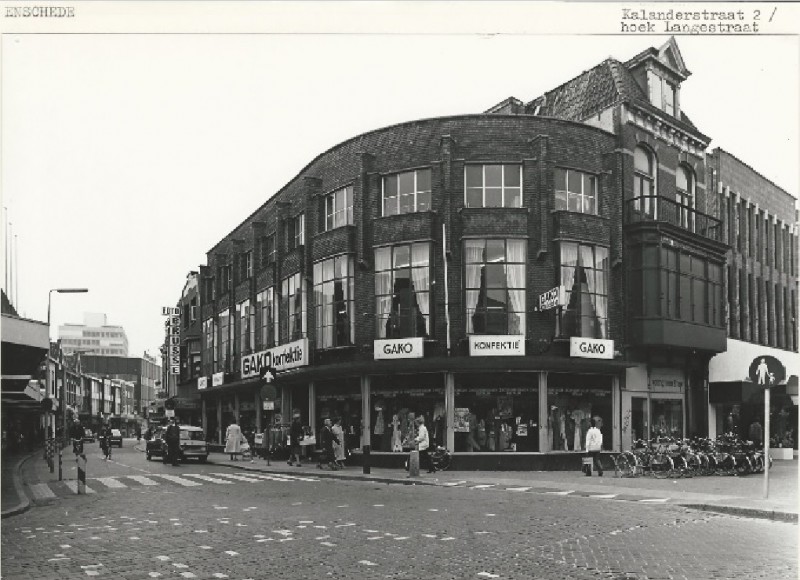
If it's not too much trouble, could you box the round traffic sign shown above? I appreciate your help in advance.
[260,384,277,400]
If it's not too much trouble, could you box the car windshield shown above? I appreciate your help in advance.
[180,429,204,441]
[111,430,121,436]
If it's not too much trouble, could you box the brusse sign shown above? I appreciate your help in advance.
[241,338,308,379]
[374,337,424,360]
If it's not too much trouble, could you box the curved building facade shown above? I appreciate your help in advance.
[190,39,787,470]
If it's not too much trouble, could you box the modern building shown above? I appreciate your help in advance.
[707,148,799,452]
[188,38,796,469]
[80,353,161,431]
[58,312,129,357]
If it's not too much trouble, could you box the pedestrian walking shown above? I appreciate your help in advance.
[414,416,435,473]
[287,415,304,467]
[165,418,181,466]
[99,423,112,460]
[331,417,346,468]
[585,418,603,477]
[318,418,339,470]
[225,419,244,461]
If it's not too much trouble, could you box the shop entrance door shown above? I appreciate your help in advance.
[621,393,648,451]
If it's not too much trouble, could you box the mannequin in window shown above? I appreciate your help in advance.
[391,413,402,452]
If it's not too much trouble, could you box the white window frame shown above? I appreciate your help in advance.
[554,168,598,215]
[464,164,522,208]
[381,169,432,216]
[324,186,354,231]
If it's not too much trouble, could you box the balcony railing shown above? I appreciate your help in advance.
[624,196,722,242]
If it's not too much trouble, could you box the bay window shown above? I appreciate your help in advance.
[256,287,277,350]
[313,255,355,349]
[559,242,608,339]
[281,272,306,342]
[375,243,431,339]
[465,239,526,335]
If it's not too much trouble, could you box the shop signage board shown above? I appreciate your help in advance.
[570,337,614,359]
[538,285,566,311]
[212,371,224,387]
[263,400,275,411]
[240,338,308,379]
[162,306,181,375]
[197,376,208,390]
[373,337,424,360]
[468,335,525,357]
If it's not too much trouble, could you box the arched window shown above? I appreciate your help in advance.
[634,146,656,217]
[676,165,694,230]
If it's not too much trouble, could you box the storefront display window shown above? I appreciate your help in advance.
[370,375,444,452]
[454,373,538,452]
[315,379,362,454]
[650,398,683,438]
[547,373,611,451]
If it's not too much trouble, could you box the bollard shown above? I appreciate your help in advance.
[76,454,86,495]
[48,440,54,473]
[58,449,63,481]
[408,450,420,477]
[362,444,370,475]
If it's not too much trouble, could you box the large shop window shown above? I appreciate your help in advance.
[465,164,522,208]
[370,376,444,452]
[554,168,597,215]
[202,318,216,376]
[375,243,431,339]
[313,255,355,349]
[315,379,362,454]
[324,186,354,231]
[559,242,608,339]
[383,169,431,216]
[255,286,277,350]
[281,273,306,342]
[650,399,683,439]
[217,310,232,372]
[454,374,539,452]
[236,299,254,357]
[465,239,526,335]
[547,374,611,451]
[633,146,656,217]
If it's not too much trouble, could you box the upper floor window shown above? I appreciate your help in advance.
[313,255,355,349]
[634,146,656,217]
[217,265,232,295]
[465,164,522,208]
[375,243,431,339]
[649,74,676,116]
[287,213,305,250]
[238,251,252,282]
[236,299,254,357]
[281,272,306,342]
[555,168,597,214]
[383,169,432,216]
[559,242,608,339]
[259,235,276,269]
[217,309,232,372]
[324,186,354,231]
[255,286,277,350]
[465,238,526,336]
[675,165,694,230]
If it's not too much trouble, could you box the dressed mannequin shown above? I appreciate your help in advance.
[391,414,402,452]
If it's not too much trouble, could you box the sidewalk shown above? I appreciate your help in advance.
[4,445,797,523]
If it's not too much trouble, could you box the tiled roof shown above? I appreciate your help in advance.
[526,59,620,120]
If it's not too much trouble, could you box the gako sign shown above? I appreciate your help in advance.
[240,338,308,379]
[570,337,614,359]
[374,337,424,360]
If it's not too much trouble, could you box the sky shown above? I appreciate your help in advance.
[1,3,799,359]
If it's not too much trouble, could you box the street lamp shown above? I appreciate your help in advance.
[46,288,88,446]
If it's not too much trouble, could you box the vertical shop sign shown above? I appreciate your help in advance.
[162,306,181,375]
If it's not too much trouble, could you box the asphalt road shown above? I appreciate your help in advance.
[1,443,796,580]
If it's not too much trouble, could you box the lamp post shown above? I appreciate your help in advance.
[46,288,88,443]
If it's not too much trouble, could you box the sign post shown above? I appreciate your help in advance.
[259,366,278,466]
[748,355,786,500]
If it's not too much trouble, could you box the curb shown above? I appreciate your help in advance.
[1,453,34,519]
[679,503,798,523]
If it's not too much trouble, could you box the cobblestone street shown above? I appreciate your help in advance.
[2,464,796,580]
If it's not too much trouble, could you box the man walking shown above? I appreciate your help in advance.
[164,418,181,466]
[414,416,435,473]
[287,414,304,467]
[585,418,603,476]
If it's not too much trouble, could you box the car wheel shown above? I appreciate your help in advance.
[146,451,151,461]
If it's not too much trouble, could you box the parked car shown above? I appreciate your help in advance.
[145,425,208,463]
[109,429,123,447]
[83,428,95,443]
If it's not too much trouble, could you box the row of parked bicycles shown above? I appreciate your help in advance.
[613,434,773,479]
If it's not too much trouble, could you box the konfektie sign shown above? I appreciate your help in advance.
[468,335,525,357]
[374,337,424,360]
[241,338,308,379]
[570,337,614,359]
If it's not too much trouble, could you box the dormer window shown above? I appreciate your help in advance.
[648,72,677,117]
